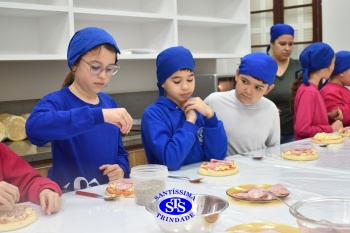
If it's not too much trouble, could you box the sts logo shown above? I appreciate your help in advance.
[154,189,196,223]
[159,197,192,215]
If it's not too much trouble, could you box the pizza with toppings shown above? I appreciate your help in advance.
[197,159,239,176]
[311,132,344,144]
[338,127,350,137]
[0,204,37,232]
[105,178,134,198]
[280,148,319,161]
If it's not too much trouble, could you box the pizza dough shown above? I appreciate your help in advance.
[311,132,344,144]
[281,148,319,161]
[106,178,134,197]
[338,127,350,137]
[197,159,239,177]
[0,204,37,232]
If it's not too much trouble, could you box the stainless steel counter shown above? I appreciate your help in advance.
[4,132,142,163]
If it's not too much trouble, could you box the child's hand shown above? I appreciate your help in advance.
[183,97,214,119]
[0,181,20,210]
[102,108,133,134]
[183,108,197,124]
[39,189,61,215]
[331,120,343,132]
[328,107,343,121]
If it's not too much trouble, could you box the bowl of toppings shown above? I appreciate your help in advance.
[290,196,350,232]
[146,194,229,233]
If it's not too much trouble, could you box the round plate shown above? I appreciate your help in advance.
[226,222,299,232]
[226,184,289,202]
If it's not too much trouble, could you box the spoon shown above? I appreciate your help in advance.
[240,153,264,160]
[168,175,204,183]
[263,190,333,224]
[75,190,119,201]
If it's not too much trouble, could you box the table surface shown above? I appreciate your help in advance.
[11,137,350,233]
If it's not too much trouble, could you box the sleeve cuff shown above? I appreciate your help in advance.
[91,108,104,125]
[204,113,219,127]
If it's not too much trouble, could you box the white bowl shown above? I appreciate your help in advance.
[290,196,350,233]
[146,194,229,233]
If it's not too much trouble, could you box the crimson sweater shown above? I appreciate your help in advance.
[293,83,333,140]
[0,143,62,204]
[320,82,350,126]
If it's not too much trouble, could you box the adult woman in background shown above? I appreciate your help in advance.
[265,24,301,143]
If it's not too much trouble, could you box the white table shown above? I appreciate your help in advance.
[13,137,350,233]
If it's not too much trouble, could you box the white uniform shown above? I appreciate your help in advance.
[205,90,280,155]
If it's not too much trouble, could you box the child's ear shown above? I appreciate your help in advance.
[264,84,275,95]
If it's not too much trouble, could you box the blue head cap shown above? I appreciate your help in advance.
[156,46,195,96]
[238,52,278,86]
[267,24,294,54]
[67,27,120,68]
[295,42,334,86]
[332,51,350,75]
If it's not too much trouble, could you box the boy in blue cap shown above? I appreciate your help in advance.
[26,27,133,190]
[290,42,343,140]
[141,46,227,171]
[205,52,280,155]
[320,51,350,127]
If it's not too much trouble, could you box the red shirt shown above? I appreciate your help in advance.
[0,143,62,204]
[320,82,350,126]
[293,83,333,140]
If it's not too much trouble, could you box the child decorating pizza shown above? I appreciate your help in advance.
[141,46,228,171]
[0,143,61,215]
[25,27,133,191]
[205,52,280,155]
[290,42,343,140]
[320,51,350,126]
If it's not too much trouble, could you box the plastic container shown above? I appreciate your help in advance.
[130,164,168,206]
[290,196,350,233]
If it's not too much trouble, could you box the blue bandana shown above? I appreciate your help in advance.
[266,24,294,54]
[238,52,278,86]
[67,27,120,68]
[295,42,334,86]
[156,46,195,96]
[332,51,350,75]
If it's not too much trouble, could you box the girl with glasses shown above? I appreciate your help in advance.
[26,27,133,191]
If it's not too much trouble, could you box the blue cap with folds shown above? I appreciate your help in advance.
[156,46,195,96]
[267,24,294,54]
[295,42,334,86]
[238,52,278,85]
[332,51,350,75]
[67,27,120,68]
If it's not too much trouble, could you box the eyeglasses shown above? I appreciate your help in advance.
[80,58,120,76]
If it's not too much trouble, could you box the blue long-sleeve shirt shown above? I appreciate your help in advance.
[26,87,130,190]
[141,96,227,171]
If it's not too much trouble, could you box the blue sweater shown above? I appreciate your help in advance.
[26,87,130,190]
[141,96,227,171]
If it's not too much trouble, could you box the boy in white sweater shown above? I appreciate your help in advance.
[205,52,280,155]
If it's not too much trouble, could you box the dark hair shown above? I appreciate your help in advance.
[62,43,117,88]
[289,72,303,114]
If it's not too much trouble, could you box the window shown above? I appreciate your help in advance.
[250,0,322,59]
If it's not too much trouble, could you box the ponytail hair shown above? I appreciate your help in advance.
[62,70,75,88]
[290,72,303,114]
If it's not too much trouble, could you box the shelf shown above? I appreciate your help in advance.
[0,0,250,61]
[73,0,174,15]
[0,12,70,59]
[177,0,249,21]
